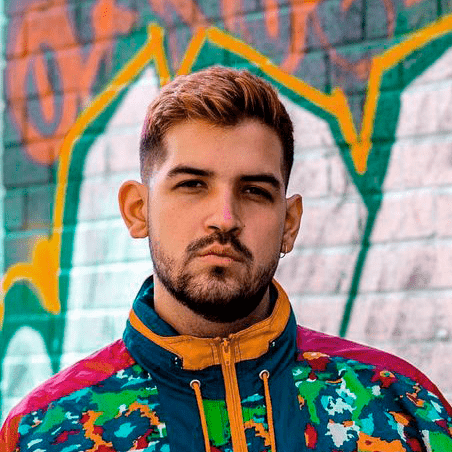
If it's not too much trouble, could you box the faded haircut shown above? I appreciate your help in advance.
[139,66,294,186]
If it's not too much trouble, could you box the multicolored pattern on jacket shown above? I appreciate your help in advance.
[293,351,452,451]
[14,368,274,452]
[203,395,273,452]
[13,352,452,452]
[15,364,169,452]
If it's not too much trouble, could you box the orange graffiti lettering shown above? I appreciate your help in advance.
[146,0,207,69]
[6,0,136,164]
[221,0,251,41]
[264,0,280,38]
[281,0,321,73]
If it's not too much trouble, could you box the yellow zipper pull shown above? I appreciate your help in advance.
[221,338,232,366]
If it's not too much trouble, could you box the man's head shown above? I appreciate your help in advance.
[119,67,302,329]
[139,66,294,187]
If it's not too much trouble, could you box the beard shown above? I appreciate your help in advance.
[149,231,279,323]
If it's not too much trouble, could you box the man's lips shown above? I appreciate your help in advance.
[197,245,245,262]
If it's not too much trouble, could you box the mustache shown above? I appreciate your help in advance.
[186,231,253,261]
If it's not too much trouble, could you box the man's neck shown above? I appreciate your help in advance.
[153,280,273,338]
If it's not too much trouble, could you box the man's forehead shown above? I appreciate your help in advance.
[159,119,286,180]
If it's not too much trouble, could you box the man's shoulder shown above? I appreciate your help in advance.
[295,324,452,414]
[1,338,135,446]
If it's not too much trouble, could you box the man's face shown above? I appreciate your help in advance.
[146,119,297,323]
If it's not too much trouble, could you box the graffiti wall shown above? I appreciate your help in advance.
[2,0,452,419]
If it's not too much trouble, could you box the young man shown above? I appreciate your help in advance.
[2,67,452,451]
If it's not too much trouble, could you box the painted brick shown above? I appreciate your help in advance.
[291,295,347,337]
[276,246,360,295]
[437,191,452,238]
[288,156,330,198]
[431,240,452,288]
[1,325,53,399]
[76,174,130,221]
[66,261,151,311]
[245,7,291,60]
[62,308,129,354]
[395,244,438,291]
[442,0,452,15]
[4,188,25,230]
[282,95,336,150]
[85,263,152,308]
[5,15,27,59]
[27,46,83,95]
[329,153,360,196]
[3,145,52,187]
[301,198,365,246]
[69,220,149,266]
[26,4,77,54]
[364,0,392,40]
[429,341,452,399]
[371,190,435,242]
[347,293,452,344]
[371,89,402,141]
[108,67,160,129]
[3,101,25,146]
[294,49,329,92]
[4,58,28,101]
[397,81,452,138]
[76,0,101,43]
[406,45,452,85]
[4,233,42,268]
[359,242,438,292]
[196,0,222,20]
[24,184,54,229]
[382,142,406,191]
[399,141,452,188]
[395,0,438,36]
[317,0,363,46]
[105,130,141,173]
[79,134,108,177]
[25,92,79,143]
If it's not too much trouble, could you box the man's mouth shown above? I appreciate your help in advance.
[197,245,245,263]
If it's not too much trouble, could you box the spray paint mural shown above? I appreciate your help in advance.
[2,0,452,418]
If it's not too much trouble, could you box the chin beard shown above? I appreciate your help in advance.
[150,234,278,323]
[155,263,277,323]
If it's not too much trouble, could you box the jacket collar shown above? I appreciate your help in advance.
[125,276,292,371]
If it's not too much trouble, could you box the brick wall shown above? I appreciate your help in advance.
[2,0,452,420]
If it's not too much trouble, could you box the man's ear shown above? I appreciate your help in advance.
[118,180,149,238]
[282,194,303,253]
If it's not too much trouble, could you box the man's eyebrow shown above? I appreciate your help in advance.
[166,165,214,178]
[240,174,282,190]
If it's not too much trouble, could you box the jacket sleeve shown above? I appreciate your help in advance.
[0,411,22,452]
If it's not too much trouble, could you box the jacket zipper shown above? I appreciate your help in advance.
[219,338,248,452]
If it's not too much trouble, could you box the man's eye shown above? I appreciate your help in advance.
[244,186,273,201]
[175,180,205,189]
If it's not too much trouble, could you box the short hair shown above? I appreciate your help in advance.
[139,66,294,186]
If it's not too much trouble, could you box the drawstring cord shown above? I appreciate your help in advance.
[259,370,277,452]
[191,372,276,452]
[190,379,210,452]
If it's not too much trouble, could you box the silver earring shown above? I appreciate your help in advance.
[280,245,287,258]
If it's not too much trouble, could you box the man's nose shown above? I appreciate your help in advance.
[205,190,243,234]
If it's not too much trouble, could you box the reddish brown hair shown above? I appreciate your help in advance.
[140,66,294,186]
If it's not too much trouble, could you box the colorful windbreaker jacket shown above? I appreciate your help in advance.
[2,277,452,452]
